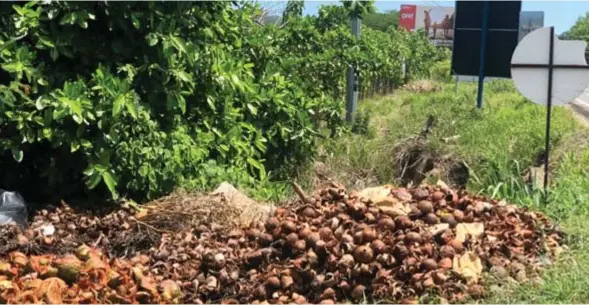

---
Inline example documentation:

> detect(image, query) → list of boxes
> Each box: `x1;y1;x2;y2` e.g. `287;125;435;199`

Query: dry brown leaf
427;223;449;236
357;186;392;203
455;223;485;243
452;252;483;285
377;197;412;217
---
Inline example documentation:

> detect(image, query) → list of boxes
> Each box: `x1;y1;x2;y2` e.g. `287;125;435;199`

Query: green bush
0;1;443;202
431;60;452;83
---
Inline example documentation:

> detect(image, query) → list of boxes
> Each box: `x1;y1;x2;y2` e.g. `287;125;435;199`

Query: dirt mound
0;184;564;304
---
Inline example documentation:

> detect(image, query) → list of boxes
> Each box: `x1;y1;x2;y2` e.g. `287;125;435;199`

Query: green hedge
0;1;444;202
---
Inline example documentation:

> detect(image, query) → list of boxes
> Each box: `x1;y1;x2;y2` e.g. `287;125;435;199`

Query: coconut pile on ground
0;182;564;304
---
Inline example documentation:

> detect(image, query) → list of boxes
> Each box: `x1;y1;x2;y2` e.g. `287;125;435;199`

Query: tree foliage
342;0;375;19
282;0;304;23
560;12;589;41
0;1;444;202
363;10;400;32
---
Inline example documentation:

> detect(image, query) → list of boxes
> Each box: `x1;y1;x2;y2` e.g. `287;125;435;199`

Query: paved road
571;92;589;126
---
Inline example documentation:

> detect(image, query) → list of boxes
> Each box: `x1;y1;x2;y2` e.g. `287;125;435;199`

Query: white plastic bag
0;189;28;228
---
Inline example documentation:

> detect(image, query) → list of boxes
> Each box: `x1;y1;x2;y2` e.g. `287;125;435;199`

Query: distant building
518;11;544;42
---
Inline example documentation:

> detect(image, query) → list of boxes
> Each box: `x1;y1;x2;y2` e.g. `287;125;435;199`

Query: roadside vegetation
0;1;442;204
2;0;589;303
313;60;589;302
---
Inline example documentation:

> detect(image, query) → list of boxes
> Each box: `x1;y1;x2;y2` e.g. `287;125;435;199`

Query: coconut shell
393;244;409;260
307;232;321;246
440;245;456;258
286;233;299;246
362;227;377;243
440;215;457;228
395;216;412;230
405;232;422;244
424;213;439;225
265;276;281;289
351;285;366;301
432;191;445;201
453;210;465;222
370;239;386;254
55;255;82;283
421;259;438;271
418;201;434;214
294;240;307;252
281;221;297;233
413;188;430;200
353;246;374;264
447;239;464;252
298;227;312;240
438;257;453;269
301;207;319;218
378;217;395;231
266;217;280;231
319;227;334;241
320;288;336;300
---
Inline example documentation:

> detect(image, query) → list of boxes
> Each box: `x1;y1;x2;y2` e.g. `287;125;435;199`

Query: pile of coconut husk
0;182;275;259
0;182;564;304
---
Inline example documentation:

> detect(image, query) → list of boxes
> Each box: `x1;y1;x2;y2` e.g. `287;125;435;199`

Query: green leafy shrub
0;1;443;202
350;110;374;137
431;60;452;83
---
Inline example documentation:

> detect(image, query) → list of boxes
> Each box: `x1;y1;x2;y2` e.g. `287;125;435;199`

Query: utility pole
346;16;361;122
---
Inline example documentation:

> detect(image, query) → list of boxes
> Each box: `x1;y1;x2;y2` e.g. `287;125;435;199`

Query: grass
313;79;589;303
484;149;589;303
318;80;581;192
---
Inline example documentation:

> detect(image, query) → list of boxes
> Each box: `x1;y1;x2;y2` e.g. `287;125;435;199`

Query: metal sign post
511;26;589;196
476;0;489;109
543;27;555;191
346;16;361;122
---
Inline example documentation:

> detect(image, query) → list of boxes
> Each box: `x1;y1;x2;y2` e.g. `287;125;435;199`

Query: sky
291;1;589;34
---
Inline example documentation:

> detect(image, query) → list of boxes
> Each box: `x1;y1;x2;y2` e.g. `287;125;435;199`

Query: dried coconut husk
0;182;566;304
140;183;275;232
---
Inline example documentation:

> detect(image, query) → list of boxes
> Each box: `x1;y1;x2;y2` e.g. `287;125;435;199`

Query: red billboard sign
398;4;417;30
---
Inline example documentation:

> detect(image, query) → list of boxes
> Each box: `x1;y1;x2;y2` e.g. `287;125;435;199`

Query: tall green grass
321;80;581;193
484;149;589;303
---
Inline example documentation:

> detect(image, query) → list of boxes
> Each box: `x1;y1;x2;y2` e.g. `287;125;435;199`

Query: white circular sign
511;27;589;106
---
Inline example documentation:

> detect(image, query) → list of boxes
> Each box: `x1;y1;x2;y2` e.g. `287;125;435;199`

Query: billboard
398;4;544;44
399;4;455;41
